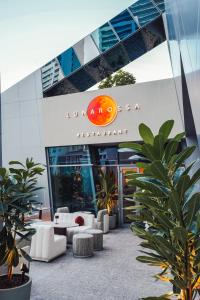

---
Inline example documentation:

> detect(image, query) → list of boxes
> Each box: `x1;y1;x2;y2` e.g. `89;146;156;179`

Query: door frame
118;166;140;226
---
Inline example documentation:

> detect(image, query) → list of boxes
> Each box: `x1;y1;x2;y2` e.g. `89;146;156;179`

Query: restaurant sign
65;95;140;138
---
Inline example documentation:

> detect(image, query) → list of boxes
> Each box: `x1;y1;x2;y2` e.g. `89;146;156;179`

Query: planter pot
109;215;117;229
0;275;32;300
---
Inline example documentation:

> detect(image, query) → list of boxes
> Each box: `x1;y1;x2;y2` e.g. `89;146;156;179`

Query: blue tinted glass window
129;0;160;27
153;0;165;12
48;145;91;165
91;22;118;52
57;48;81;77
110;9;138;40
50;166;96;213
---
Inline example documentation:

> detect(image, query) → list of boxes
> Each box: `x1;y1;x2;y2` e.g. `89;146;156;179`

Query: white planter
109;215;117;229
0;275;32;300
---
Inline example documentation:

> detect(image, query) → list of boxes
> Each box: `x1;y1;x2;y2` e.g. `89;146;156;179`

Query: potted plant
121;120;200;300
96;169;117;229
0;158;44;300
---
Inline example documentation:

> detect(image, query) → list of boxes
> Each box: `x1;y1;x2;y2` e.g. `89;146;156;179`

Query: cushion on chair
75;216;84;226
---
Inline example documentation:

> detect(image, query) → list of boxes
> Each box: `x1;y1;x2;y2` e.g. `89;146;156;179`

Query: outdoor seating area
27;208;108;262
30;227;168;300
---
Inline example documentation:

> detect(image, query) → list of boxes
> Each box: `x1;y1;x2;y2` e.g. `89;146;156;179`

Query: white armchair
54;212;95;243
30;224;66;262
94;209;109;233
56;206;69;213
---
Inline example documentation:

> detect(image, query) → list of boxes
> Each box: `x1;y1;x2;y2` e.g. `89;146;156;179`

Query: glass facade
47;144;140;214
110;9;138;40
57;48;81;77
42;0;165;97
129;0;160;27
165;0;200;149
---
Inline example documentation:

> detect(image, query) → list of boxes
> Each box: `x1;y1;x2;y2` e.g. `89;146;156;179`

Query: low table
36;221;79;236
73;233;94;258
85;229;103;251
53;223;79;236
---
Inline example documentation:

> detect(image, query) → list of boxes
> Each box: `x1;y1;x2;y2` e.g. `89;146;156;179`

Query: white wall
1;76;184;209
43;78;184;147
1;70;49;206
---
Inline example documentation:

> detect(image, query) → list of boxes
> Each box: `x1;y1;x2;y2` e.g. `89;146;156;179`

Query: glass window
153;0;165;12
67;68;97;91
91;22;119;52
123;31;146;61
73;35;100;65
57;47;81;77
48;145;91;166
129;0;160;27
103;44;130;72
50;166;96;213
90;146;118;165
84;56;112;83
110;9;139;40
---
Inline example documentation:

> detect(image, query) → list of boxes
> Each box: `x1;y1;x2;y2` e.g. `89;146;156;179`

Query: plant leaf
139;123;154;145
159;120;174;141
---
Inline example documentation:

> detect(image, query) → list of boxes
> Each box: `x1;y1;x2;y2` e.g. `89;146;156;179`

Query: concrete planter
0;275;32;300
109;215;117;229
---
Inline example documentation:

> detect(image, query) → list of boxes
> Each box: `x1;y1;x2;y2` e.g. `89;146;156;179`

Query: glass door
118;167;140;225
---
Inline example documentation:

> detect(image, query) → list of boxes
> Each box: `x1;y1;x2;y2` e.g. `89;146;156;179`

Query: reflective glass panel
57;47;81;77
103;44;130;72
90;146;118;165
67;68;97;91
50;166;96;213
123;31;147;61
84;56;112;82
110;9;138;40
129;0;160;26
48;145;91;166
91;22;118;52
73;35;100;65
153;0;165;12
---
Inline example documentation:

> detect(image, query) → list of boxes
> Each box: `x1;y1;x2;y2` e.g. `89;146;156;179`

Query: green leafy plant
96;169;117;215
98;70;136;89
121;120;200;300
0;158;44;283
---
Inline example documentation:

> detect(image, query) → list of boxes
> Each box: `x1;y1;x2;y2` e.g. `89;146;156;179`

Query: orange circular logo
87;95;118;126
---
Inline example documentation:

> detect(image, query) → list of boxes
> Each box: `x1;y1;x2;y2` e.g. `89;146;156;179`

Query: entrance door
118;167;140;225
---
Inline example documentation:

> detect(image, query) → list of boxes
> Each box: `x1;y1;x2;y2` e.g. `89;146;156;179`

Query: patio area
30;226;169;300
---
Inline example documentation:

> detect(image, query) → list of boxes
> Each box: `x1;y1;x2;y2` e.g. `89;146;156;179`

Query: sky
0;0;172;92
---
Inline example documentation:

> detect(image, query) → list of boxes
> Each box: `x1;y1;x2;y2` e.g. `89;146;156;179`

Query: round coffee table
85;229;103;251
73;233;94;258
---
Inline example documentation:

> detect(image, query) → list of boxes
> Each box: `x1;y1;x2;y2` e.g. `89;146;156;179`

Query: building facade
165;0;200;151
4;0;197;221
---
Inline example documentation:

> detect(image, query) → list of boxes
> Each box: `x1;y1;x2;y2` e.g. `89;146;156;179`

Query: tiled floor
30;226;169;300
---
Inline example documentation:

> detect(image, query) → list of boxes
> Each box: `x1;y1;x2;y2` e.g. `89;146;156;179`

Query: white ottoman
73;233;94;258
85;229;103;251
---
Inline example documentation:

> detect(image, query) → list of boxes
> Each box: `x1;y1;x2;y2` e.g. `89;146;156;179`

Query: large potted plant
96;169;117;229
121;120;200;300
0;158;44;300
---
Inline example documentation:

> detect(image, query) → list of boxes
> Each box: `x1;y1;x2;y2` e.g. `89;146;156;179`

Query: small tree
0;158;44;284
98;70;136;89
121;120;200;300
96;169;117;215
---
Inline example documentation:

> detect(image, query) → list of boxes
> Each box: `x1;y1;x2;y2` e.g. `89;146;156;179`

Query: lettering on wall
64;95;141;138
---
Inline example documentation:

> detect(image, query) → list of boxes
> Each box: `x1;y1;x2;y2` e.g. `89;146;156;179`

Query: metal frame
118;166;140;226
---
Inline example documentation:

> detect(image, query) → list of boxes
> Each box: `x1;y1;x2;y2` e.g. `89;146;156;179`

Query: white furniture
85;229;103;251
56;206;69;213
94;209;109;233
73;233;94;258
54;212;95;243
30;224;66;262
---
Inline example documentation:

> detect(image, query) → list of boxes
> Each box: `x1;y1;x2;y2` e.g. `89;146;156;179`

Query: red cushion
75;216;84;226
